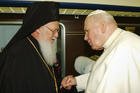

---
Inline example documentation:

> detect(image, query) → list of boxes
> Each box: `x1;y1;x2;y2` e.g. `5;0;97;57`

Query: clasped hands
61;75;77;90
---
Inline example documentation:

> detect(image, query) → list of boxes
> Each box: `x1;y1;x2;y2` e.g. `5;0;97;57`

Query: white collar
103;28;123;49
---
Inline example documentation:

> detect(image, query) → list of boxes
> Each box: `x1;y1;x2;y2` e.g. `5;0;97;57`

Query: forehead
84;16;93;29
44;21;59;28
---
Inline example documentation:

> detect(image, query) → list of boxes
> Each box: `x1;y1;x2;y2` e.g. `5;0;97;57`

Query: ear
31;28;41;40
36;28;42;34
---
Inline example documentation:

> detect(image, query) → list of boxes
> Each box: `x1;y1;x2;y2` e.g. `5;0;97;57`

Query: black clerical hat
5;1;59;49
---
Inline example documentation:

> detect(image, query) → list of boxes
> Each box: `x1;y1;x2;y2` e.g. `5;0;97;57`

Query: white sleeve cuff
75;73;90;92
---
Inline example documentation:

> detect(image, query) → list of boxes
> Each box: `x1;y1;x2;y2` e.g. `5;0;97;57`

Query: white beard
38;35;56;66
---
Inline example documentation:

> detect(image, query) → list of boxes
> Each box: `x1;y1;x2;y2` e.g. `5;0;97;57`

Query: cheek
94;37;103;49
89;34;100;47
90;38;96;46
88;33;95;43
46;32;53;39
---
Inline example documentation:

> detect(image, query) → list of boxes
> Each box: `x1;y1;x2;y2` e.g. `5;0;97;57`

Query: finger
65;86;72;90
66;78;71;83
61;77;68;84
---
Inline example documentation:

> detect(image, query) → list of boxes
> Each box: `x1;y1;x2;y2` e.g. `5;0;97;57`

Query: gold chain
26;37;58;93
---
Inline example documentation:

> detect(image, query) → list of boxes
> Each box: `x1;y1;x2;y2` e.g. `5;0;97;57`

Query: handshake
61;56;94;90
61;75;77;90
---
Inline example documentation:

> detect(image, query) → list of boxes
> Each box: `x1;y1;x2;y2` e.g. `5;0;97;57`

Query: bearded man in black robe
0;2;60;93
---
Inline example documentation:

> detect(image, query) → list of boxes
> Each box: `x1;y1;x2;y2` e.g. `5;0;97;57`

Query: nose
84;33;88;41
54;32;59;38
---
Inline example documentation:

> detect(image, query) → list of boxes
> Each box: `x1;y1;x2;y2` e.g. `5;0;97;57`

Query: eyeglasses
46;26;60;34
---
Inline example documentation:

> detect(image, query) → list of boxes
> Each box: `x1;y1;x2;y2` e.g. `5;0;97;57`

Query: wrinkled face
40;21;59;44
38;21;59;66
84;17;104;50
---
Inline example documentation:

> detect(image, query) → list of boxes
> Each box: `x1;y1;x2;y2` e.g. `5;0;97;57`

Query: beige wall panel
35;0;140;7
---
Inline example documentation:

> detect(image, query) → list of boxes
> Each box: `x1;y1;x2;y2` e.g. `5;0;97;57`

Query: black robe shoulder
0;36;56;93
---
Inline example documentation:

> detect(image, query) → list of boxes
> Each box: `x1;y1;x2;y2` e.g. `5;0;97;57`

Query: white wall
30;0;140;7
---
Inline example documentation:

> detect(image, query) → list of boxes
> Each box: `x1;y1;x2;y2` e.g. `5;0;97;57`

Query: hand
61;75;77;90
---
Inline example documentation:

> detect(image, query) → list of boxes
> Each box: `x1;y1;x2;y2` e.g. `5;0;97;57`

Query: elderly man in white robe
61;9;140;93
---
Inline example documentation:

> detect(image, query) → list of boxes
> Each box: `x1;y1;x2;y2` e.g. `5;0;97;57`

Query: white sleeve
75;73;90;92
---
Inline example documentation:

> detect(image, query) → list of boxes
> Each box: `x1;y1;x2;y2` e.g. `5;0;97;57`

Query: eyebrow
84;30;88;32
47;26;59;32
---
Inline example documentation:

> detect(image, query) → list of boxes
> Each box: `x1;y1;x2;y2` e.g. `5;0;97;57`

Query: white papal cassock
76;28;140;93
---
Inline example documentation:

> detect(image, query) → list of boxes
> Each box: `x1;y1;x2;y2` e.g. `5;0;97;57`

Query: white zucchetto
88;9;106;17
